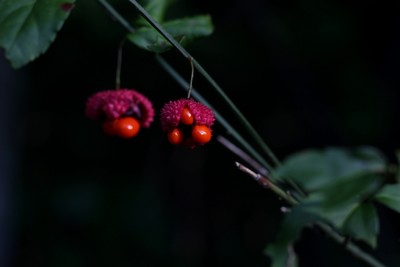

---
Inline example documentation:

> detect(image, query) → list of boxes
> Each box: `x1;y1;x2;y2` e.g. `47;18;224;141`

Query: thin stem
217;135;268;176
97;0;135;32
316;223;386;267
235;161;295;203
187;57;194;98
115;37;126;89
127;0;281;168
217;115;304;197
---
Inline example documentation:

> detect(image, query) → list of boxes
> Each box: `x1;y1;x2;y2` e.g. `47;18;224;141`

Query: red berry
168;128;183;144
191;125;212;144
113;117;140;139
180;107;194;125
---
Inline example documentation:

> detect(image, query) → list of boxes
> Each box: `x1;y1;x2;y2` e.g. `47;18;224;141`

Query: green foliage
128;15;213;53
127;0;213;53
2;1;399;267
275;146;386;192
134;0;170;26
266;146;392;267
264;208;318;267
0;0;213;67
374;184;400;213
341;202;379;248
0;0;76;69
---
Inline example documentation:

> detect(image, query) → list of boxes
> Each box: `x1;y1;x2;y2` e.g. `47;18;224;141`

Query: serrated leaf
341;202;379;248
0;0;75;69
275;146;386;192
374;184;400;213
264;208;318;267
135;0;169;26
127;15;213;53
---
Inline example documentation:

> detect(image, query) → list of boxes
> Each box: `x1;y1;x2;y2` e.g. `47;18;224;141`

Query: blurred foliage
0;0;76;68
1;0;400;267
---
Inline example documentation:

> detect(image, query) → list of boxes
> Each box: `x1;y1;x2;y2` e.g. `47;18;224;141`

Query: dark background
1;0;400;266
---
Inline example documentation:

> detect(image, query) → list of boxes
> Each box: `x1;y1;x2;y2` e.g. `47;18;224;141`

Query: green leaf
341;202;379;248
315;174;382;209
273;147;385;248
374;184;400;213
0;0;76;68
301;193;360;227
127;15;213;53
264;208;318;267
296;200;379;248
297;176;381;248
275;146;386;192
274;149;330;191
135;0;170;25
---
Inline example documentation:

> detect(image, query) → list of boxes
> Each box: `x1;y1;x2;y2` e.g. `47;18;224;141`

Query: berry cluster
85;89;155;139
160;98;215;148
85;90;215;148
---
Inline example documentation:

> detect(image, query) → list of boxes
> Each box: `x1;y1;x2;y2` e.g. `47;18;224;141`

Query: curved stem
187;57;194;98
115;37;126;89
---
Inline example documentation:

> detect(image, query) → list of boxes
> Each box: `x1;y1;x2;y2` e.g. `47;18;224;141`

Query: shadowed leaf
275;146;386;192
341;202;379;248
127;15;213;53
374;184;400;213
0;0;76;68
135;0;170;26
265;208;318;267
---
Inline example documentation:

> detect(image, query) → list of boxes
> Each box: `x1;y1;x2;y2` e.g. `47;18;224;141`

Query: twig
217;135;268;176
235;161;297;205
315;222;386;267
